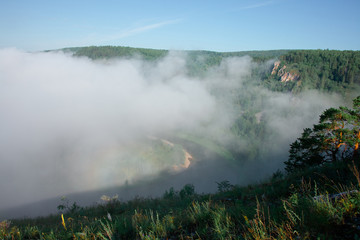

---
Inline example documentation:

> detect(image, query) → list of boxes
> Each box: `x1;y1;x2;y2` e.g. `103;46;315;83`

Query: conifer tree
285;96;360;173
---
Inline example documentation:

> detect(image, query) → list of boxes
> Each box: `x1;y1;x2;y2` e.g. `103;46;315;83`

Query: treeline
264;50;360;93
282;50;360;84
66;47;360;94
61;46;288;76
63;46;288;62
63;46;168;61
186;49;288;76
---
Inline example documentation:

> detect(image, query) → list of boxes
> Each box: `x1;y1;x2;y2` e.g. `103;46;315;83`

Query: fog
0;48;346;214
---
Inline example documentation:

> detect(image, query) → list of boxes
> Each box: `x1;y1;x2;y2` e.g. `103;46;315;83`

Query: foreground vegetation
1;96;359;239
1;160;360;239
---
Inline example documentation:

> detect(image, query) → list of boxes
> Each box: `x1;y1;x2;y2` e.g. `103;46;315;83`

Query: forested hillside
61;46;288;76
63;46;288;62
63;46;360;95
264;50;360;94
64;46;168;61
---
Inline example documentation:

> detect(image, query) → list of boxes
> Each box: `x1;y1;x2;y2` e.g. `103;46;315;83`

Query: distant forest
57;46;360;162
62;46;360;95
264;50;360;94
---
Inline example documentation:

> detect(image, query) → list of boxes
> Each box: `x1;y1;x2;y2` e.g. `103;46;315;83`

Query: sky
0;0;359;52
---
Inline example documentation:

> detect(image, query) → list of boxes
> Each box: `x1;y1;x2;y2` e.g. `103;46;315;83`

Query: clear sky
0;0;359;52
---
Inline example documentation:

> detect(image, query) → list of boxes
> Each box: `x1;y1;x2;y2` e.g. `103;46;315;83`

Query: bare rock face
280;71;299;82
271;61;299;82
271;61;281;75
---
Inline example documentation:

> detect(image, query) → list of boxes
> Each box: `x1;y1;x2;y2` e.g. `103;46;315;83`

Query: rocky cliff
271;61;300;82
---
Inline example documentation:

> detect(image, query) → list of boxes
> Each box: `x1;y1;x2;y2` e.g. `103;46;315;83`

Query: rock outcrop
271;61;281;75
271;61;299;82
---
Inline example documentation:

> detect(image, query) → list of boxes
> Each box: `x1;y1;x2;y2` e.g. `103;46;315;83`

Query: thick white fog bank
0;48;346;210
0;49;218;208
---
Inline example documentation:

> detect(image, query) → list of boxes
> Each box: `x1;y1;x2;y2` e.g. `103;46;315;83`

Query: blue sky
0;0;359;52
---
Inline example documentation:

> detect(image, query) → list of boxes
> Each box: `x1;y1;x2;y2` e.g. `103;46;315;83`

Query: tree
180;184;195;199
285;96;360;173
163;187;176;199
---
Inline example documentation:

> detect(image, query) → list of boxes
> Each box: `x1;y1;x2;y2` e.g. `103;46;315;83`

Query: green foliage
61;46;288;78
132;210;175;239
242;200;298;240
285;96;360;173
4;161;360;239
187;201;235;239
57;196;82;214
180;184;195;199
265;50;360;94
66;45;168;61
63;46;360;96
217;180;235;193
175;132;236;161
97;219;114;240
163;187;176;199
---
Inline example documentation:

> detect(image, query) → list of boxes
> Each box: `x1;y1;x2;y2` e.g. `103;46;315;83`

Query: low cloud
0;48;345;212
0;49;215;208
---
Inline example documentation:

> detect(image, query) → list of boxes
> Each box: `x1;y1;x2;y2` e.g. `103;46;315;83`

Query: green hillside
62;46;288;61
264;50;360;94
62;46;168;61
61;46;288;77
62;46;360;95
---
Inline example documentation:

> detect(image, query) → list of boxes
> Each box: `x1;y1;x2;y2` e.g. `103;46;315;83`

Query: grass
2;161;360;239
175;132;235;162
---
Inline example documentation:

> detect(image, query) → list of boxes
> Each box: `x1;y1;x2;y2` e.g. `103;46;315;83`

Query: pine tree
285;96;360;173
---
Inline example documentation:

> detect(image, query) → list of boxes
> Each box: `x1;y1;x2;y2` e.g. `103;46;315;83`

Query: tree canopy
285;96;360;173
264;50;360;94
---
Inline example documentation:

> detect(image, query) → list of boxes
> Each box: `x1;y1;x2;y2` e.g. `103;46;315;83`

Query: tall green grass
2;161;360;239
